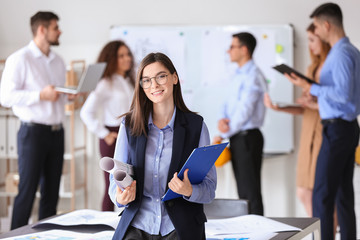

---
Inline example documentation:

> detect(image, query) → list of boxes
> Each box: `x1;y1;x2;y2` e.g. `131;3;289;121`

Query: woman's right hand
116;180;137;205
263;93;279;110
104;132;118;145
296;91;318;110
212;136;223;145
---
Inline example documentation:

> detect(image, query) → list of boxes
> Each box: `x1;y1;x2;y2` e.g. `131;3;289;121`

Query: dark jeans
313;119;359;240
11;123;64;229
99;125;119;211
230;128;264;215
124;226;178;240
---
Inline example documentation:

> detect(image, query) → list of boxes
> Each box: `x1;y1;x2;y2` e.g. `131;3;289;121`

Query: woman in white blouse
80;40;135;211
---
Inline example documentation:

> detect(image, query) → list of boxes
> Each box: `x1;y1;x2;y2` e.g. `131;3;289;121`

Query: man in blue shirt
214;32;267;215
287;3;360;239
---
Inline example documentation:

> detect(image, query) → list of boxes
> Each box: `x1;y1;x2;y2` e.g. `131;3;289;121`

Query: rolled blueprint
99;156;114;172
99;157;134;189
113;169;133;189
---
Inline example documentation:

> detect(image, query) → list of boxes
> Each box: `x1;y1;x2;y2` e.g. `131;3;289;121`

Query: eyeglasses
229;44;243;50
140;73;169;89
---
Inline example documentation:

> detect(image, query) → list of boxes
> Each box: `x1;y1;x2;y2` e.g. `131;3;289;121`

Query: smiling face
307;31;323;56
141;62;178;106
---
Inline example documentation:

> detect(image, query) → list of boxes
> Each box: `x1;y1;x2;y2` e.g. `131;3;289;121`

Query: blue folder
162;142;229;201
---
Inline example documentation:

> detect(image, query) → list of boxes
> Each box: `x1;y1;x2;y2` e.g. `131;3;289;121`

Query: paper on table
2;230;115;240
206;231;277;240
1;229;93;240
32;209;120;230
205;214;301;236
78;230;115;240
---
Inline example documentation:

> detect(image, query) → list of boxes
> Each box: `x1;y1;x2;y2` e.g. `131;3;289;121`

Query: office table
271;217;321;240
0;216;320;240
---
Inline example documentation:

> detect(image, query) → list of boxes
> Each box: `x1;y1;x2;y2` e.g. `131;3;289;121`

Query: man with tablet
286;3;360;239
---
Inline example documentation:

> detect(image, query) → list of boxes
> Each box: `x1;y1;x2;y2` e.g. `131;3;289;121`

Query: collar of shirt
148;107;176;131
28;40;56;62
111;73;129;82
236;59;254;75
331;37;349;52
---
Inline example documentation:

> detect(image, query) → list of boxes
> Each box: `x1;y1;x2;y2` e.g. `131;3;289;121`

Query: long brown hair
97;40;135;87
307;23;331;80
122;52;193;136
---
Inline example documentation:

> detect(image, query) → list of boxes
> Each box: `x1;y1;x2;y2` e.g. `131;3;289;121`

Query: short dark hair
232;32;257;57
30;11;59;36
310;2;343;28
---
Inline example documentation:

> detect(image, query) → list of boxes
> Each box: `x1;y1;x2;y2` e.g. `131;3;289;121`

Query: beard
46;34;60;46
48;39;60;46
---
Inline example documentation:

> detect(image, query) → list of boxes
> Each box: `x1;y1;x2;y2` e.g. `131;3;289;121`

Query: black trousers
11;123;64;230
124;226;178;240
313;119;359;240
229;129;264;215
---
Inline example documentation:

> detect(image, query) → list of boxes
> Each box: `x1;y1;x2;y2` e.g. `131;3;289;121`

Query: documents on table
205;214;301;237
207;232;277;240
1;230;114;240
5;213;301;240
32;209;120;230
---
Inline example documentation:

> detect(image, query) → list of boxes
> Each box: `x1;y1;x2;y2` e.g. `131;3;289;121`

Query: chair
204;198;249;219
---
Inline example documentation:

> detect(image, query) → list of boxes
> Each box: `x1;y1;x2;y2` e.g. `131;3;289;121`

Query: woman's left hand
168;169;192;197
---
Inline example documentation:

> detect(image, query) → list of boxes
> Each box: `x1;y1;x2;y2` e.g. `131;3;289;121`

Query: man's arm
310;52;354;104
0;56;40;107
0;56;60;107
221;76;263;138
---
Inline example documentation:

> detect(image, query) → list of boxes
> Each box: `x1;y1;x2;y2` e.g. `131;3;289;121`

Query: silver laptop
55;62;107;94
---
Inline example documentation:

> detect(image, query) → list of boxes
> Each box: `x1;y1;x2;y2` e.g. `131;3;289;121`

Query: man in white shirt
0;11;71;229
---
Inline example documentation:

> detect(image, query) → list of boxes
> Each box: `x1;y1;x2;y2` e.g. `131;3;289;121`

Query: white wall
1;0;360;221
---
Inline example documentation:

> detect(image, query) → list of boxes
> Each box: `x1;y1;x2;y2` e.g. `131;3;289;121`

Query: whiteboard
110;25;294;153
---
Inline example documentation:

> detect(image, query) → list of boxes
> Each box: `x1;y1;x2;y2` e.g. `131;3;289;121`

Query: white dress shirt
80;74;134;138
0;41;67;125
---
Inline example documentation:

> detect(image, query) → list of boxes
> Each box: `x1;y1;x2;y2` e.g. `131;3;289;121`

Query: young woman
109;52;216;240
80;40;135;211
264;23;330;216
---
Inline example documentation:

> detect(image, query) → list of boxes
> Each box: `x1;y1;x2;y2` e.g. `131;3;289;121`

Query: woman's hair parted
306;23;331;79
121;52;193;136
97;40;135;87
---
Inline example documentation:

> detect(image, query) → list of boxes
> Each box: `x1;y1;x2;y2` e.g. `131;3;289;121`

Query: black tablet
273;64;317;85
